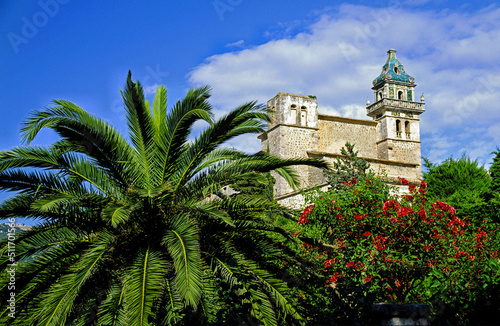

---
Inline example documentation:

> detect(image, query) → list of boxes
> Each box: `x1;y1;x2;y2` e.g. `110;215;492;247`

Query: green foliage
0;73;328;325
324;142;372;191
292;176;500;324
229;171;275;202
490;148;500;193
423;155;491;213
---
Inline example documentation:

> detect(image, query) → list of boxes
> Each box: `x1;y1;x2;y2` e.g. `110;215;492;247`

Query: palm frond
20;100;134;187
157;85;213;183
152;85;167;135
0;77;326;325
185;199;235;227
123;247;170;326
171;101;266;190
101;201;138;228
32;231;112;325
162;215;203;308
161;277;184;325
121;72;156;190
97;279;127;326
0;146;65;171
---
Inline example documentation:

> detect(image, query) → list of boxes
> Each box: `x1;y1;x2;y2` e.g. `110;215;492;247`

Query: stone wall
376;139;422;177
262;92;423;210
275;183;330;209
317;115;378;159
275;178;415;209
266;125;319;197
309;152;421;184
267;92;318;129
370;160;421;183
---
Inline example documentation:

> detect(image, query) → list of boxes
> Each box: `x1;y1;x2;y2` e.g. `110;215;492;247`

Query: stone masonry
259;49;425;208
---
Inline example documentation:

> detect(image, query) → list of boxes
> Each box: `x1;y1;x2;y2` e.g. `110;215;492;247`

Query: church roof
372;49;415;87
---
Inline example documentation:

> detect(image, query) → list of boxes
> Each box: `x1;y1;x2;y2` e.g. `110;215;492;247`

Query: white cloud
488;124;500;147
221;133;263;154
189;4;500;163
459;140;493;166
143;84;161;96
226;40;245;48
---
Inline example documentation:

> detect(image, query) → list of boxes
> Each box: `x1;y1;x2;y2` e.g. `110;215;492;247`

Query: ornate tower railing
367;98;425;116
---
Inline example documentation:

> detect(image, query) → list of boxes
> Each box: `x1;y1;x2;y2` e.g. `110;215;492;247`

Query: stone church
259;49;425;208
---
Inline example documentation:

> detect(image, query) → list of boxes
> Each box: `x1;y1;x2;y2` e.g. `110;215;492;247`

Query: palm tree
0;73;327;325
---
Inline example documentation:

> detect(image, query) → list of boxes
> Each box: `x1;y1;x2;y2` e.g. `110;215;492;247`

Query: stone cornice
376;138;421;145
371;81;417;90
262;123;319;135
318;114;378;126
274;183;329;201
274;176;421;201
271;92;318;101
307;151;419;167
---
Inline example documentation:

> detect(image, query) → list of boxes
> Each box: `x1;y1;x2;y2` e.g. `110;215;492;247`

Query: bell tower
260;92;319;199
366;49;425;176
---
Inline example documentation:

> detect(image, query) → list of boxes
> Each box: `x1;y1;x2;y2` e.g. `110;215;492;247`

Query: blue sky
1;0;500;224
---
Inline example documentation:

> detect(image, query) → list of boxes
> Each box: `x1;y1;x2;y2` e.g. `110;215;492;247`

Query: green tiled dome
373;49;415;86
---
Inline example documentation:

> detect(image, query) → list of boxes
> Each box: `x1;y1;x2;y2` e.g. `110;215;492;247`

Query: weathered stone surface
261;50;425;208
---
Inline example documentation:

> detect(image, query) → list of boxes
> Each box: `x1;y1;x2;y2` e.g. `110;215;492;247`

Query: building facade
259;49;425;208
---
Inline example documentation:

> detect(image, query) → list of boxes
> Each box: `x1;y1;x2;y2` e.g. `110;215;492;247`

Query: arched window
405;121;411;139
290;105;297;124
377;91;382;101
398;90;404;100
396;120;402;138
300;106;307;126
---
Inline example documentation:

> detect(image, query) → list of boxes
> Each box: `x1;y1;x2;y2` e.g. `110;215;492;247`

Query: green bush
289;176;500;324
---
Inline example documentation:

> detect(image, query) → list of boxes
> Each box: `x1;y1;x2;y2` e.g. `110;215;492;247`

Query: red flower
418;208;427;219
346;261;355;268
354;213;367;221
363;231;371;237
374;236;388;251
327;272;342;284
398;177;410;185
419;180;428;194
364;276;373;283
398;206;414;217
324;258;335;269
455;250;475;261
423;244;433;251
298;204;315;224
337;238;346;249
383;200;400;212
432;201;456;214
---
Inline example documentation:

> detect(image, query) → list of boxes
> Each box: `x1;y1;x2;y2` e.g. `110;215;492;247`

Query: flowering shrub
294;176;500;322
